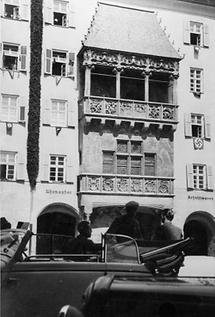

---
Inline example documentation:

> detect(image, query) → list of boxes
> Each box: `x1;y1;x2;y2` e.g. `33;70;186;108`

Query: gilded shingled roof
83;2;181;59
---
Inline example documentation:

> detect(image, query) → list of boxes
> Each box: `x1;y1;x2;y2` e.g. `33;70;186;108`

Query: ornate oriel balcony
79;174;174;196
79;96;178;129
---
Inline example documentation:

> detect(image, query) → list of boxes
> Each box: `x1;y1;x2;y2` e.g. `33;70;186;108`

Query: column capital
113;67;124;74
141;70;152;77
169;72;179;80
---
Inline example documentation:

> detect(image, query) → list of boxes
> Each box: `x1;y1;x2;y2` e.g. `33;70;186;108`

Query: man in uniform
107;201;143;239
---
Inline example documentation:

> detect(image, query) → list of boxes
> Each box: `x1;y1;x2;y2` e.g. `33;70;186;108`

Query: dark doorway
184;220;208;255
37;206;78;254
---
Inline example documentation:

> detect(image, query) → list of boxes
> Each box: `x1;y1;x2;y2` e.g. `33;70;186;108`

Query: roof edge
78;45;183;61
98;1;155;14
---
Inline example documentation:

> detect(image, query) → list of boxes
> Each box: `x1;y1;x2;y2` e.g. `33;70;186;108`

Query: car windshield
103;234;140;264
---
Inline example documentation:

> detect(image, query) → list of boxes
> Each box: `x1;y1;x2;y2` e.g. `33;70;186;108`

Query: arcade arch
36;203;80;253
184;211;215;256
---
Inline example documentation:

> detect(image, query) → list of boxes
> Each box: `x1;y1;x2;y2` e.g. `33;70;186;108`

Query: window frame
191;113;204;138
190;21;203;46
193;164;206;190
1;94;19;122
144;152;156;176
49;154;66;183
0;151;16;181
53;0;68;27
190;68;203;95
50;99;67;127
4;2;20;20
102;140;156;177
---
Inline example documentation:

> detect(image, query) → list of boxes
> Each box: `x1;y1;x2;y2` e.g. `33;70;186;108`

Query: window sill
44;22;76;29
42;124;75;129
0;179;24;183
187;188;213;192
1;120;26;125
41;181;73;185
2;17;29;22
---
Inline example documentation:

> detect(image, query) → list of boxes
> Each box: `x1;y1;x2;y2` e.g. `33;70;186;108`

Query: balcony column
84;65;93;96
113;67;123;99
142;71;151;102
169;74;179;104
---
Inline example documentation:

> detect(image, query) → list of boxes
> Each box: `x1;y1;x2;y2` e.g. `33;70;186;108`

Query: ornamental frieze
81;175;173;195
102;177;114;191
82;49;179;74
85;96;178;122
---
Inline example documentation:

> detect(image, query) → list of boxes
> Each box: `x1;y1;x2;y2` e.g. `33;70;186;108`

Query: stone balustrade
79;174;174;196
80;96;178;124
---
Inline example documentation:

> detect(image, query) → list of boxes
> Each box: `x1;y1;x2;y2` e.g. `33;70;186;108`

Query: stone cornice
82;49;180;75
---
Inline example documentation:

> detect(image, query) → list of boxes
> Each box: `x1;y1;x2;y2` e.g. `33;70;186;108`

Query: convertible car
1;228;215;317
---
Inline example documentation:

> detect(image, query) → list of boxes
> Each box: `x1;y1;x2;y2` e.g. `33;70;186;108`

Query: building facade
77;0;215;251
0;0;80;236
1;0;215;252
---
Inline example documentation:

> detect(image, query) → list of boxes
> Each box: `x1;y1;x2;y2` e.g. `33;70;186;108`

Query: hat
125;201;139;211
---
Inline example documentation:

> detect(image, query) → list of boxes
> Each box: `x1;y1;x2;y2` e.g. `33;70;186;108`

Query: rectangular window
0;151;16;181
1;94;18;122
52;50;67;76
117;140;128;153
131;156;141;175
184;20;209;47
191;114;203;137
190;68;203;94
144;153;156;176
103;140;157;176
193;164;206;190
49;155;65;182
53;0;68;26
3;43;19;70
103;152;114;174
117;155;128;174
51;100;67;126
4;1;20;19
190;21;202;46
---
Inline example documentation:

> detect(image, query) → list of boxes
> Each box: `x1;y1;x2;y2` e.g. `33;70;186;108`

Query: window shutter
44;0;53;24
207;166;213;190
16;152;25;181
201;70;204;94
186;164;194;189
19;46;27;71
66;155;73;183
43;99;51;125
67;100;74;127
67;52;75;77
45;49;52;75
184;21;190;44
42;159;49;182
203;24;209;47
20;0;29;20
0;43;2;68
18;96;26;122
184;113;192;137
1;0;4;18
204;115;211;140
68;2;75;28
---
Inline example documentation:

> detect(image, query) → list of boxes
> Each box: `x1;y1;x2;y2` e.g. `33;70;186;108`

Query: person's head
77;221;92;238
0;217;11;230
125;201;139;218
164;209;174;222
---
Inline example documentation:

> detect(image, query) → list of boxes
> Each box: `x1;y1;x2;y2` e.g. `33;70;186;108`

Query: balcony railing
79;174;174;196
80;96;178;126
